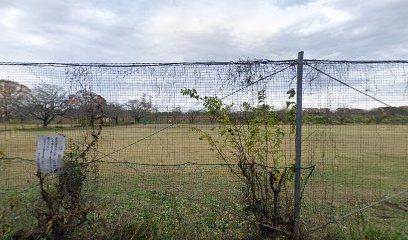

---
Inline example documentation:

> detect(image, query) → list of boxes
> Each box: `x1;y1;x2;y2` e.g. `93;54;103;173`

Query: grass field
1;123;408;238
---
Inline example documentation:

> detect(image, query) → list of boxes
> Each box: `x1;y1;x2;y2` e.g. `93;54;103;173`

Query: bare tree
24;84;67;128
188;110;199;124
0;79;30;121
67;90;106;127
105;102;124;125
126;94;154;123
170;106;182;123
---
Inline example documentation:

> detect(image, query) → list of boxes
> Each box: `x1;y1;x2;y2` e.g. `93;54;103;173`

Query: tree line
303;107;408;124
1;79;407;128
0;80;156;128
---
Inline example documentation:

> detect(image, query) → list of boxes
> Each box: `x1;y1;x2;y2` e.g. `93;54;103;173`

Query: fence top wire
2;59;408;68
305;59;408;64
0;60;295;68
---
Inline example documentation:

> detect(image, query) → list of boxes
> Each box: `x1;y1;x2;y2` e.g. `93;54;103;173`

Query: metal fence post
294;51;304;239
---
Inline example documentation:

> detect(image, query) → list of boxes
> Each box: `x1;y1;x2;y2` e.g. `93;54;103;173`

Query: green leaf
287;88;296;98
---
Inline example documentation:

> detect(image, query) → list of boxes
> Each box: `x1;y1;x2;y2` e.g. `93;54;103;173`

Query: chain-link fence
1;58;407;238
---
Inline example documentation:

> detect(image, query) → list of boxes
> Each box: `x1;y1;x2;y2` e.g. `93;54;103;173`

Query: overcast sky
0;0;407;62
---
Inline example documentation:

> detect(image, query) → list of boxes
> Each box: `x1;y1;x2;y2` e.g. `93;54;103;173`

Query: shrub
30;124;102;239
182;88;310;238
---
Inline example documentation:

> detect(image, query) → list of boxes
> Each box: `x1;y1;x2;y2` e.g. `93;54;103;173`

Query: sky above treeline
0;0;407;62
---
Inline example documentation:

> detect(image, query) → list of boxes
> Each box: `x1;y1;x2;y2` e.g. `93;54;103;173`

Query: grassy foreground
1;123;408;239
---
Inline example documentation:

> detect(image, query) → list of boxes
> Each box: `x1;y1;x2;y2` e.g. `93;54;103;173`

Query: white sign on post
36;135;66;175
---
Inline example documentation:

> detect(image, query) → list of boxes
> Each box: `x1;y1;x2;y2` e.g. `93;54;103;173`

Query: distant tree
0;80;30;121
105;103;124;125
67;90;106;126
188;110;199;124
126;94;154;123
334;108;368;124
24;84;68;128
170;106;182;123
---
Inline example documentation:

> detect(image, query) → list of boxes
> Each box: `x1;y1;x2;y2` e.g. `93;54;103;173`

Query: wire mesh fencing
301;60;408;233
0;59;408;237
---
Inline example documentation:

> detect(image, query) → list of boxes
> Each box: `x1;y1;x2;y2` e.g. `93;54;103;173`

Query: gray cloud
0;0;407;62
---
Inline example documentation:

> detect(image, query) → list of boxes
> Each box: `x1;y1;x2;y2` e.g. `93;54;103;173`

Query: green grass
1;184;247;239
1;123;408;239
321;199;408;240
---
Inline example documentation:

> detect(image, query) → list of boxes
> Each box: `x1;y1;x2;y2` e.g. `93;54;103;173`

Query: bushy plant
182;88;306;238
31;124;102;239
